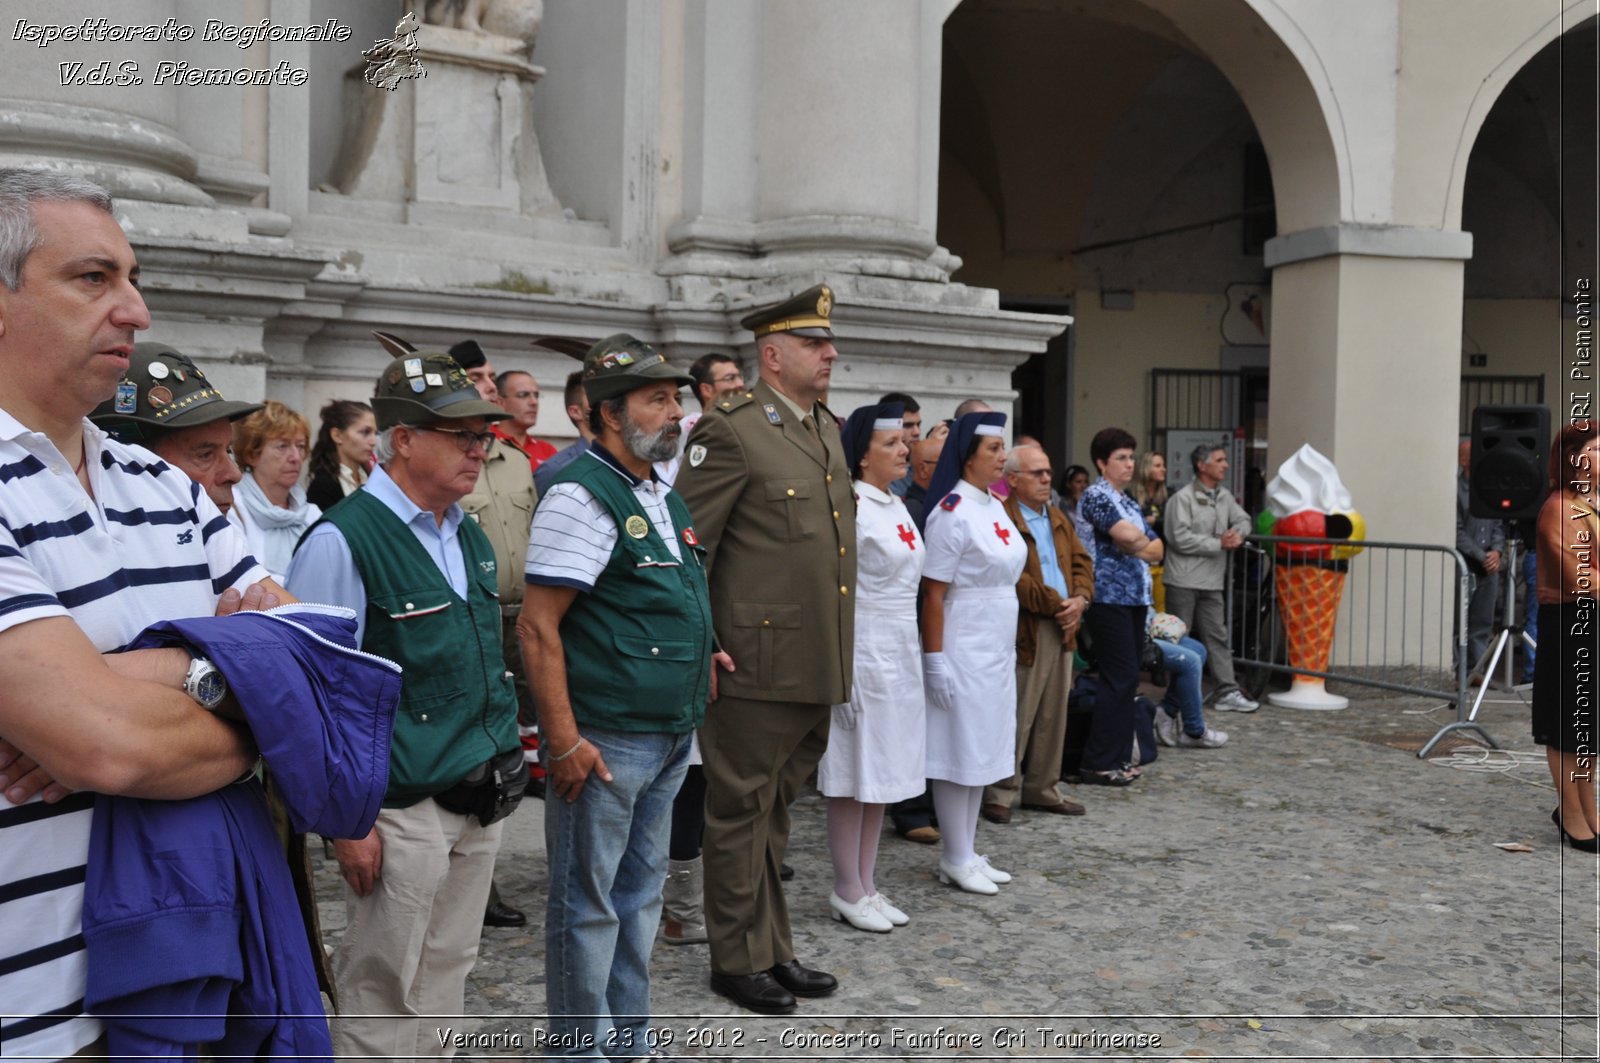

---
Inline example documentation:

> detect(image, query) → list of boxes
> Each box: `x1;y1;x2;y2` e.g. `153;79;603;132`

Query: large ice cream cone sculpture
1269;561;1350;710
1261;444;1362;711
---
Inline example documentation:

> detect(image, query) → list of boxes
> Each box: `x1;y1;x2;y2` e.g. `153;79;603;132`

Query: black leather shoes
709;970;796;1014
767;958;837;997
779;862;795;881
483;901;527;928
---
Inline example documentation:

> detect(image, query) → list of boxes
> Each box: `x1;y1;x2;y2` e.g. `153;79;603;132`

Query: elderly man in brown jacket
982;443;1094;823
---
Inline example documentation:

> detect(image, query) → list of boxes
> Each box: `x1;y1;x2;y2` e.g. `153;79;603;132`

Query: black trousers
1082;602;1147;772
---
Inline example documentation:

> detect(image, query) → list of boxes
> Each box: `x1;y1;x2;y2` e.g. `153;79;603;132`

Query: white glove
923;652;956;713
832;701;858;731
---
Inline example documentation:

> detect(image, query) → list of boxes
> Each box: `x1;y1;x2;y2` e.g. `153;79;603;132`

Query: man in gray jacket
1163;444;1258;711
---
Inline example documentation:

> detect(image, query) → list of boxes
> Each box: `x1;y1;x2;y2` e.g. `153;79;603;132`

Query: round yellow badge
624;515;650;539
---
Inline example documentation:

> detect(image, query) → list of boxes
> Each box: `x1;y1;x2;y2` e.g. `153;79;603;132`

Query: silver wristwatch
183;656;228;712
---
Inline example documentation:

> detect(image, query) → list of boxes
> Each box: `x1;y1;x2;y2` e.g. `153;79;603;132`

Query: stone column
666;0;954;284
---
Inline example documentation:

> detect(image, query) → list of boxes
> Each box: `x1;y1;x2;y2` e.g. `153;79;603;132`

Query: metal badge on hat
114;381;137;414
148;385;174;408
404;358;423;378
148;361;169;380
817;288;833;317
411;378;427;393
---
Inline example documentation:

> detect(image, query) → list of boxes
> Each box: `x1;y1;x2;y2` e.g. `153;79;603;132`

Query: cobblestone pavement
316;686;1600;1060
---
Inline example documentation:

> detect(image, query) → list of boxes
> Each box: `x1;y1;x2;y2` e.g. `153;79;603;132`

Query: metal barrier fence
1223;534;1496;756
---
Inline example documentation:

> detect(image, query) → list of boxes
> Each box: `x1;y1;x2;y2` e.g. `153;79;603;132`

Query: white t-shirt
0;413;264;1060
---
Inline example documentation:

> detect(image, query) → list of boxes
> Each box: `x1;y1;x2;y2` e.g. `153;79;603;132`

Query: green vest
552;453;713;733
321;490;519;807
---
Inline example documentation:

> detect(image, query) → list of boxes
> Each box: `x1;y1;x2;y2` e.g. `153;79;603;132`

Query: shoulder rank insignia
763;403;782;425
939;493;962;512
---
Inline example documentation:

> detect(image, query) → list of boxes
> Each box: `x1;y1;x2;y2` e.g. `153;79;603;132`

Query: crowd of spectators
21;166;1553;1063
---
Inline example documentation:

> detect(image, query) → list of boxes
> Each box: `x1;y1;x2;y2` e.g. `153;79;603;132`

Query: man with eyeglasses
90;343;262;516
285;347;526;1061
981;443;1093;825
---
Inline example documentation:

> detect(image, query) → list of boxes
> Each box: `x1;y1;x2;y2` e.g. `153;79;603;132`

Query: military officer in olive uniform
673;283;857;1015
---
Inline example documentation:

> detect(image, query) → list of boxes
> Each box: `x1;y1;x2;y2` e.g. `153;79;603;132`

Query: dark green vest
321;489;519;807
552;453;713;732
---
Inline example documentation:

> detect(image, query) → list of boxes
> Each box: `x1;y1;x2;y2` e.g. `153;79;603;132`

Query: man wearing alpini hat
285;346;526;1061
673;284;857;1015
520;333;726;1057
90;342;262;516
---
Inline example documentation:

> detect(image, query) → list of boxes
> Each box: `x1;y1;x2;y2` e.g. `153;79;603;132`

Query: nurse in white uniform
818;401;925;933
920;411;1026;895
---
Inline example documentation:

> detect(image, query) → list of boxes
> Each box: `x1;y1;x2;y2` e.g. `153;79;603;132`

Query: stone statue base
329;24;559;218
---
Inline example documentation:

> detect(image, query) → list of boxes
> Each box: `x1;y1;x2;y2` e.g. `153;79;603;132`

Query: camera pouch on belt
433;746;528;827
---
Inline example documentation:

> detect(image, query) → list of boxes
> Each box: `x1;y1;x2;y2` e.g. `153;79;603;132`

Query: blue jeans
1156;636;1208;737
544;726;692;1059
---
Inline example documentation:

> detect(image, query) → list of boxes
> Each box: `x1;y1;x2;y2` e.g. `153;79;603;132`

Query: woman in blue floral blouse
1077;427;1164;785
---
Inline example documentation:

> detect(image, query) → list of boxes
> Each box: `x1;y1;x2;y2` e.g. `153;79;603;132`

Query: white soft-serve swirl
1265;444;1353;516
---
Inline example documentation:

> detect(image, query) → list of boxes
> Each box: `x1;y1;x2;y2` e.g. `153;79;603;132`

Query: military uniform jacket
674;378;856;704
461;437;538;608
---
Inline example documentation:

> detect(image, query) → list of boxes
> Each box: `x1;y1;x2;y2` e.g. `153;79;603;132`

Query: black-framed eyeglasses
411;425;496;453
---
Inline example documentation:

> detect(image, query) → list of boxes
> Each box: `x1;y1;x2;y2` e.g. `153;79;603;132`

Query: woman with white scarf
230;400;321;581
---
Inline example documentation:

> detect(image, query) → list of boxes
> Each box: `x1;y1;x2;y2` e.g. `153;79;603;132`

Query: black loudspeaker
1469;405;1550;520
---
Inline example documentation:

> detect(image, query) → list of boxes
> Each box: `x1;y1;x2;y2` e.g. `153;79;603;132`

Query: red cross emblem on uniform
896;523;917;550
994;521;1011;544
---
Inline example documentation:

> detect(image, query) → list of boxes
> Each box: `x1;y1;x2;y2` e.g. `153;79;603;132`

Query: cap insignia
148;385;174;408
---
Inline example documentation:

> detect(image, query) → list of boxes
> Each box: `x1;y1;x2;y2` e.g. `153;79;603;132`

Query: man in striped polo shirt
0;169;290;1060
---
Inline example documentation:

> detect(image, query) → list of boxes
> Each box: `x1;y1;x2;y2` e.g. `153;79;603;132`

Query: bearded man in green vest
520;334;726;1060
285;348;523;1061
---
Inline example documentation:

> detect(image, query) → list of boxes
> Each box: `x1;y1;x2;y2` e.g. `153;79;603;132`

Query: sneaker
1154;709;1180;748
1177;726;1229;748
1213;689;1260;712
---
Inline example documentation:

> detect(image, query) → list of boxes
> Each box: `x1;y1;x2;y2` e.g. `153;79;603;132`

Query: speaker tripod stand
1466;533;1535;715
1422;531;1525;757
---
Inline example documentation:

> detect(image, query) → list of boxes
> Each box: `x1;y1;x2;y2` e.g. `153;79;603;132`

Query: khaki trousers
699;696;830;976
330;801;502;1060
984;617;1073;809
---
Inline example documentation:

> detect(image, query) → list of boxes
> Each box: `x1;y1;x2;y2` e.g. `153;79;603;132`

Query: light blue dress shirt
285;464;468;645
1017;500;1069;599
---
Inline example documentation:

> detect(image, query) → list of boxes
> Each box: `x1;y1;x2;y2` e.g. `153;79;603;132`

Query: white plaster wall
305;0;398;191
536;0;629;228
1067;291;1228;463
1261;0;1398;224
